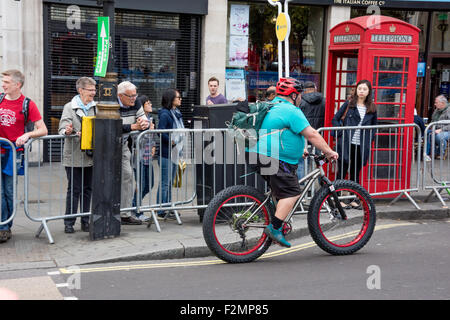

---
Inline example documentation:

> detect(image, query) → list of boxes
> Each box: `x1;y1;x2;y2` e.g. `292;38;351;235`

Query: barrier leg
35;223;44;238
432;188;448;208
389;191;421;210
173;210;182;225
147;210;161;233
35;219;54;244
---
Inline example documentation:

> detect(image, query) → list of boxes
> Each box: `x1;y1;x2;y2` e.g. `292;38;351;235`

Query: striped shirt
351;104;367;145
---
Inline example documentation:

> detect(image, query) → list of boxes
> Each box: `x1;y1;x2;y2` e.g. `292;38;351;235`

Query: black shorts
246;152;301;200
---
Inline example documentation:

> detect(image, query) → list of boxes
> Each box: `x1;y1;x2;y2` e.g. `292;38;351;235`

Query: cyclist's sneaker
264;224;291;248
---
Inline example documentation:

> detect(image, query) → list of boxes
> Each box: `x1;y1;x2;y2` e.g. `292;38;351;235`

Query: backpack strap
22;97;30;125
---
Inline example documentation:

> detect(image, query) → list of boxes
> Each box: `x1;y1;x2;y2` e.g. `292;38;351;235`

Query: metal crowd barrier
423;120;450;208
132;128;268;231
0;138;18;230
23;135;92;244
16;123;450;244
317;123;422;209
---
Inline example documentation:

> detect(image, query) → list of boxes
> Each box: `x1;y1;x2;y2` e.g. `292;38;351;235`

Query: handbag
173;159;187;188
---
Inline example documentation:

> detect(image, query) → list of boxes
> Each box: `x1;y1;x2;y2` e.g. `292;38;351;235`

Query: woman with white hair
58;77;97;233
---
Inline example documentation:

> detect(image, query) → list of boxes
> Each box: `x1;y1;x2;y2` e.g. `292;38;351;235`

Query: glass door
365;53;415;195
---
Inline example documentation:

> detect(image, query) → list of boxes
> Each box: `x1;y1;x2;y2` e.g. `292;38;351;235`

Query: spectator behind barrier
332;79;378;208
58;77;97;234
0;69;48;243
131;95;156;222
425;95;450;160
206;77;228;105
157;89;184;219
118;81;149;225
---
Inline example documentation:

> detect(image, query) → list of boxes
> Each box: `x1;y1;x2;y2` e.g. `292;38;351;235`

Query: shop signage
275;13;290;41
330;0;450;9
334;34;361;43
371;34;412;44
94;17;110;77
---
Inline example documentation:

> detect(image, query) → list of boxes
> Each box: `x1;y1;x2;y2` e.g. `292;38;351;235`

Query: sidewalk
1;192;449;272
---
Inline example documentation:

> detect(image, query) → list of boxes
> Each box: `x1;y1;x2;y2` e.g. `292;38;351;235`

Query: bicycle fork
320;176;348;221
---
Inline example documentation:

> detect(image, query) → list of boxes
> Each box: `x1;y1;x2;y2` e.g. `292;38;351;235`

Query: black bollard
89;73;122;240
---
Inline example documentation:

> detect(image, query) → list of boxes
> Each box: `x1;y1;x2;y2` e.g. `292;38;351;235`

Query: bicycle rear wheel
202;185;274;263
308;180;376;255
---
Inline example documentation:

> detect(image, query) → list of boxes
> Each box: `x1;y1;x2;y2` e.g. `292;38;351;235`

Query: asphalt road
1;219;449;301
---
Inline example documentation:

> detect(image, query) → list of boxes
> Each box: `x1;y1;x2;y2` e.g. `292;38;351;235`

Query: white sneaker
138;215;150;222
425;155;431;161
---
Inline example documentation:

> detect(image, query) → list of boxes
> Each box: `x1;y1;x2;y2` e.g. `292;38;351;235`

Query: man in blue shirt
249;78;338;248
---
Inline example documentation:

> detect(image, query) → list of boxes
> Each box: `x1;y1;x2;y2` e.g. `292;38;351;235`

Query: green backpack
227;100;284;149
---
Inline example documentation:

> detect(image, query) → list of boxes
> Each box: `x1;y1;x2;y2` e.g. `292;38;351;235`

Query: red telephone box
325;15;420;195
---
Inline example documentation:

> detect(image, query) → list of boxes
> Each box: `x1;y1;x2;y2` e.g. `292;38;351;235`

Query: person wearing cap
247;78;338;248
300;81;325;130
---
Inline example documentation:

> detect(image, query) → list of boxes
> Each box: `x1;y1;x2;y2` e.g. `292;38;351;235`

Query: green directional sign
94;17;110;77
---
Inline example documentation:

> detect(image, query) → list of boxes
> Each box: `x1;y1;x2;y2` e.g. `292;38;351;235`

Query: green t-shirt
248;96;310;164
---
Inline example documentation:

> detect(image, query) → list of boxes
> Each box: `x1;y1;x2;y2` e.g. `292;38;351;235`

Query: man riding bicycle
248;78;338;248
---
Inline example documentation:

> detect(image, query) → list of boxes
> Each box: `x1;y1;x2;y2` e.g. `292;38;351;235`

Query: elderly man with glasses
117;81;149;225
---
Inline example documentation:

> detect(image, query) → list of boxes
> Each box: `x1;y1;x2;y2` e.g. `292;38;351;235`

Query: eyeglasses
175;96;182;100
122;93;138;99
82;88;96;92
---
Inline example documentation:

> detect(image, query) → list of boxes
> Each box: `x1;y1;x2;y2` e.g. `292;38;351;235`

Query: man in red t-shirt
0;69;47;243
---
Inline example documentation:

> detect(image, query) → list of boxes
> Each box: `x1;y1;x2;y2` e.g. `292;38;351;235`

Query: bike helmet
276;78;303;96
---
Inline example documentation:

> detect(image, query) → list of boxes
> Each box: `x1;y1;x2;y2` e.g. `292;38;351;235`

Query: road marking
59;222;414;274
59;259;226;274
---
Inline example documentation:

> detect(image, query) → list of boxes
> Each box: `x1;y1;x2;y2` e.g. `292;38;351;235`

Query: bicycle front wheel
308;179;376;255
202;185;274;263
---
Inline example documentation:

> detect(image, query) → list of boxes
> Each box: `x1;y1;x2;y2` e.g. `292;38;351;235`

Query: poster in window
229;4;249;36
229;35;248;67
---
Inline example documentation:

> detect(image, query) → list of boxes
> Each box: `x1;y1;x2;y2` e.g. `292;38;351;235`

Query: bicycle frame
242;156;347;229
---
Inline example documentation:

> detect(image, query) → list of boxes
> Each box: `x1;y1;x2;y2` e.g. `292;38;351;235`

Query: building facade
1;0;449;160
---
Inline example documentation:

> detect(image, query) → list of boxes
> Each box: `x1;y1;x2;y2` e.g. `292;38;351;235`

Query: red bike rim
318;188;370;247
213;194;269;256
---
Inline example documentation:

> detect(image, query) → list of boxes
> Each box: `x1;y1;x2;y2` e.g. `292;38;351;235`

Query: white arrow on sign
97;22;107;73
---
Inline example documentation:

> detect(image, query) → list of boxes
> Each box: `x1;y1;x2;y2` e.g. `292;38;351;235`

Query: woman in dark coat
156;89;184;217
332;79;377;189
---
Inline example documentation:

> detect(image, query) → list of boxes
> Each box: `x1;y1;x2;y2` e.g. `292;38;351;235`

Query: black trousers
336;144;363;185
65;166;93;226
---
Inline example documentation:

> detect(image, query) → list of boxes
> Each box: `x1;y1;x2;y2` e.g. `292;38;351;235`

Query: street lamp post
90;0;122;240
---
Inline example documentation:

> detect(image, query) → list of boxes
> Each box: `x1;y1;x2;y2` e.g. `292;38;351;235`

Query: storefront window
430;11;450;52
226;2;325;102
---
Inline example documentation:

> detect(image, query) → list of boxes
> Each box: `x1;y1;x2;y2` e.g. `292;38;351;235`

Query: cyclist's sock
272;216;283;230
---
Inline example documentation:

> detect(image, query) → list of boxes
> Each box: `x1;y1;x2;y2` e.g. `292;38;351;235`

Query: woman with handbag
157;89;184;218
58;77;97;233
332;80;377;207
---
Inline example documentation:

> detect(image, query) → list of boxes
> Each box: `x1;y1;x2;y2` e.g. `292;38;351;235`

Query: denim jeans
1;154;14;231
132;163;155;216
156;157;176;214
426;130;450;156
296;157;305;181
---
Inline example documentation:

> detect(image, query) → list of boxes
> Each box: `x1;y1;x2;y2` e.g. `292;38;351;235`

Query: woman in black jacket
332;80;377;191
156;89;184;217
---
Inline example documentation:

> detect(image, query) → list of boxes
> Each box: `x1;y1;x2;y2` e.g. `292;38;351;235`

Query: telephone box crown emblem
390;24;396;33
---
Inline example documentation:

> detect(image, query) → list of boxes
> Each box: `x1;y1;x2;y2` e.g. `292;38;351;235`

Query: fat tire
307;179;376;255
202;185;275;263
